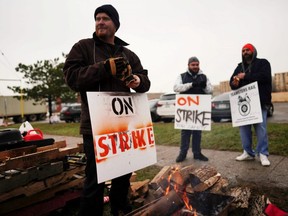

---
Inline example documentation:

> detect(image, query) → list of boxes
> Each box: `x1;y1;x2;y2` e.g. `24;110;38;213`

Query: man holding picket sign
173;56;213;163
229;43;272;167
63;4;151;216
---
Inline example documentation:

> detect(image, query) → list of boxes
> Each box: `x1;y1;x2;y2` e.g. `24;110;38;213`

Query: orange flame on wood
164;167;197;215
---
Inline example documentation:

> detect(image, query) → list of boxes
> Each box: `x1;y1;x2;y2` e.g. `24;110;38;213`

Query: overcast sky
1;0;288;94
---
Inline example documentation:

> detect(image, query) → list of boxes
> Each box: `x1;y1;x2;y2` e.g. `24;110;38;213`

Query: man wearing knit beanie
63;4;150;216
94;4;120;31
229;43;272;167
188;56;199;64
173;56;213;163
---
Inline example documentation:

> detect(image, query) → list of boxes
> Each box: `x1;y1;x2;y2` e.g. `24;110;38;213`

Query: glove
123;67;135;86
192;80;206;88
199;80;207;88
104;57;132;81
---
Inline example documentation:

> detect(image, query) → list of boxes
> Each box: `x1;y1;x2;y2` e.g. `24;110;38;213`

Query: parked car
149;99;161;122
60;103;81;123
211;92;232;122
211;92;274;122
156;93;176;123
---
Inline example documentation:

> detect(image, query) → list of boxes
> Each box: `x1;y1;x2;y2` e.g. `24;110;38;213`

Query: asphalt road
267;102;288;123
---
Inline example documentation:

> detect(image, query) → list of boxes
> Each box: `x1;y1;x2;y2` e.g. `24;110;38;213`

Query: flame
165;174;172;195
183;191;192;211
164;167;197;215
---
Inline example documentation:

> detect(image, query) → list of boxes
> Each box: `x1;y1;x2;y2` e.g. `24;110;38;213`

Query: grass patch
3;121;288;156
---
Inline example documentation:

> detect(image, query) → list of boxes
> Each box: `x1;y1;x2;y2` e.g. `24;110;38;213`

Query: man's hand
232;76;240;87
104;57;131;80
126;75;140;88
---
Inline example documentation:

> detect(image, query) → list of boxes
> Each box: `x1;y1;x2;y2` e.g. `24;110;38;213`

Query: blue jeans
180;129;202;156
239;109;269;157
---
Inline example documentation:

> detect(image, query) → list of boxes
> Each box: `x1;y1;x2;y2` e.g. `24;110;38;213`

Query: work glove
199;80;207;88
192;77;206;89
192;81;200;88
104;57;133;83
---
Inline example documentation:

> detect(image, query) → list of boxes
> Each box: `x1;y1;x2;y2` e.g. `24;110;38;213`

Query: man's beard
243;53;253;62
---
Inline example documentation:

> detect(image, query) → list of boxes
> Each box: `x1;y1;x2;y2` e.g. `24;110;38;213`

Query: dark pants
78;134;132;216
179;129;202;156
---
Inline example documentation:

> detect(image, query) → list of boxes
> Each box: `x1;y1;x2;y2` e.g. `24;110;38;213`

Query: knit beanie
188;56;199;64
242;43;254;53
94;4;120;31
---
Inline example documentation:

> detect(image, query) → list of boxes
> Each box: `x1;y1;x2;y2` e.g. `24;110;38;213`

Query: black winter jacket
229;53;272;108
180;72;207;95
63;33;150;134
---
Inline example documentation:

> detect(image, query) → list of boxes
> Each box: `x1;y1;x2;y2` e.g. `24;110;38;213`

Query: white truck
0;96;47;123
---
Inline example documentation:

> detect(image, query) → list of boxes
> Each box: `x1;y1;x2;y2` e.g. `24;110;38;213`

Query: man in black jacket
229;43;272;167
173;56;213;162
63;4;150;216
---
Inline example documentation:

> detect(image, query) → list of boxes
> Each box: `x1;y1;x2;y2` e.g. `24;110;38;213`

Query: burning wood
129;165;248;216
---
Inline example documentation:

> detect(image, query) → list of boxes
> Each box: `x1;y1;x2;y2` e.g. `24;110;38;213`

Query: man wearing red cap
63;4;150;216
229;43;272;167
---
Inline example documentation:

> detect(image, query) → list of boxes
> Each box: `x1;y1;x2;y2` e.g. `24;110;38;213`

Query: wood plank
4;190;82;216
36;140;67;152
0;178;84;215
0;165;85;202
0;146;82;172
0;146;37;162
0;140;67;163
0;148;60;172
0;161;64;194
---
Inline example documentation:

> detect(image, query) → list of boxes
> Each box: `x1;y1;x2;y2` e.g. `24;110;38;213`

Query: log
130;179;150;199
149;166;171;190
137;190;184;216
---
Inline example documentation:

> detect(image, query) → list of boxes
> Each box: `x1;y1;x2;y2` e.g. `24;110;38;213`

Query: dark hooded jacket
229;45;272;108
63;33;150;134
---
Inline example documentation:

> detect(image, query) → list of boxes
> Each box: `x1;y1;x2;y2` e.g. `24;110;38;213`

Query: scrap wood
130;179;150;199
0;178;83;215
0;161;64;194
189;172;222;193
3;189;82;216
0;145;37;162
36;140;67;152
0;145;82;172
209;177;229;194
149;165;171;190
0;165;85;202
0;141;67;163
190;165;218;182
0;148;59;172
179;164;196;180
228;186;251;209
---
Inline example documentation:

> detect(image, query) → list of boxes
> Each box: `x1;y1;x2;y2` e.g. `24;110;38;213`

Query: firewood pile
128;164;268;216
0;140;85;216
